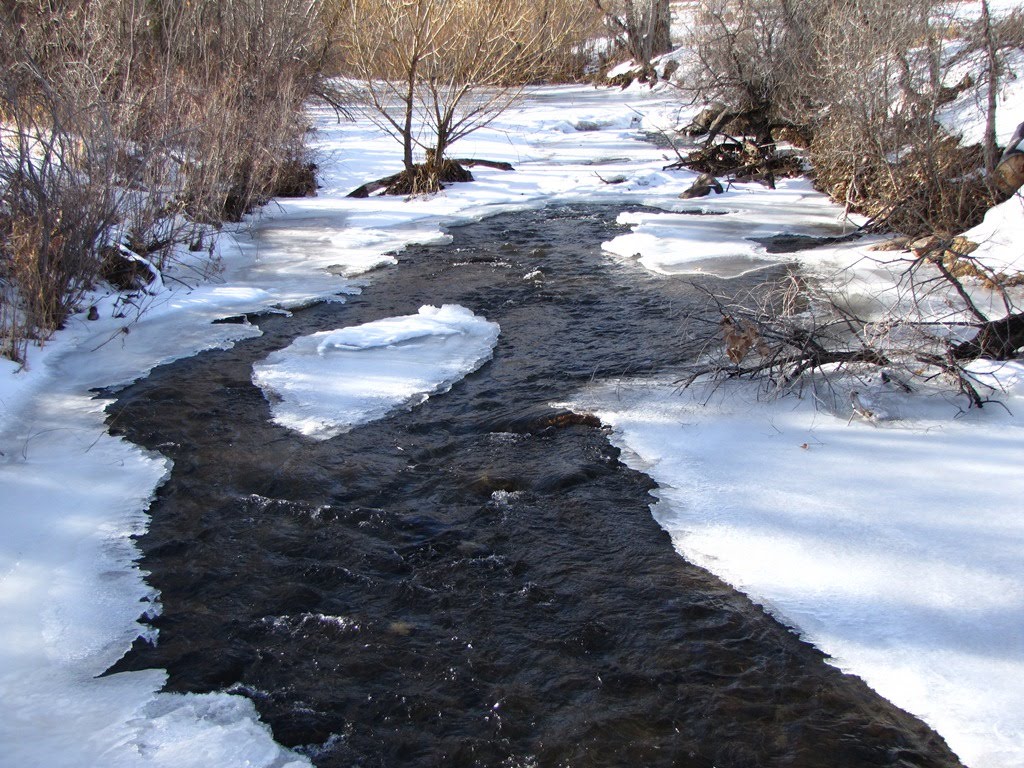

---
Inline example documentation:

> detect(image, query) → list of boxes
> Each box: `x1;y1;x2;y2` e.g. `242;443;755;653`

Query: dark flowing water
107;205;963;768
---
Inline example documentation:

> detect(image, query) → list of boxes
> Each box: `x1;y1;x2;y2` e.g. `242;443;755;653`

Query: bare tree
1;0;335;359
592;0;672;77
678;0;1005;235
339;0;592;194
0;78;119;360
980;0;1001;182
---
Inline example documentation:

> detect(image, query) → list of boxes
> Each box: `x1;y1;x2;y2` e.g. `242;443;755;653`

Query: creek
106;204;962;768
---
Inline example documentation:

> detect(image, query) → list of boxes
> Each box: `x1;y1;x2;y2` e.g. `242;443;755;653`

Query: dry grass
0;0;333;360
811;125;997;237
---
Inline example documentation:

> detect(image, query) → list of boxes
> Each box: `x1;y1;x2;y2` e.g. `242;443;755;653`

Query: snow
603;178;860;278
2;47;1024;768
962;192;1024;275
562;374;1024;768
936;0;1024;152
252;305;499;440
937;46;1024;149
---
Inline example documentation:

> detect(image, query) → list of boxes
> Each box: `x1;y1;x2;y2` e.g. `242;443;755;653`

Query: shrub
679;0;1007;235
1;81;118;359
0;0;335;360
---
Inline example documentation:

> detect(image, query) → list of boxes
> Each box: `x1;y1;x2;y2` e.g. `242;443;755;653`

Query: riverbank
1;83;1022;767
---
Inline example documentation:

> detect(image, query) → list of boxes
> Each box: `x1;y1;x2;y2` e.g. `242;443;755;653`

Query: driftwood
684;103;772;145
664;136;803;190
994;152;1024;197
347;171;405;198
679;172;723;199
347;158;514;198
676;270;1024;411
454;158;514;171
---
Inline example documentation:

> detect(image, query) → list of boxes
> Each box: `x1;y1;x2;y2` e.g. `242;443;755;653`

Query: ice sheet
602;180;861;278
252;305;499;440
564;375;1024;768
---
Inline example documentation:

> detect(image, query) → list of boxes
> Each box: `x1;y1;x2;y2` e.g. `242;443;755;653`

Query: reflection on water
108;206;962;768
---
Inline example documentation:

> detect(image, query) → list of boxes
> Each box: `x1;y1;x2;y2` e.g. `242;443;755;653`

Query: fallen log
453;158;515;171
346;171;404;199
952;312;1024;360
679;173;723;199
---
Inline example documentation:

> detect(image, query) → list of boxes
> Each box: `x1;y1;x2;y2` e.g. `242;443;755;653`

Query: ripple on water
107;205;964;768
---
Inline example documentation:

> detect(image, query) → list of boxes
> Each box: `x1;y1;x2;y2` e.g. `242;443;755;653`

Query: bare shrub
679;0;820;135
0;82;118;358
679;0;1009;236
591;0;673;77
0;0;336;359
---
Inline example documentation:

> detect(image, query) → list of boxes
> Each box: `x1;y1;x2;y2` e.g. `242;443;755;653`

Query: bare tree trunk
593;0;672;69
402;70;416;173
953;312;1024;360
981;0;1000;185
651;0;672;57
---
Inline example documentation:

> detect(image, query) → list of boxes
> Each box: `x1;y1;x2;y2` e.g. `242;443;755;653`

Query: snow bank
602;178;860;278
252;305;499;440
961;192;1024;275
0;371;309;768
564;376;1024;768
936;23;1024;150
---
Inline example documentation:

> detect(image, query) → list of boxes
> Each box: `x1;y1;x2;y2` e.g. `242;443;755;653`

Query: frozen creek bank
106;204;963;768
1;84;1022;767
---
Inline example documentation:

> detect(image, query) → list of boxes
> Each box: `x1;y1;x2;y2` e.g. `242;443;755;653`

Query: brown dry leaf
721;316;760;364
909;235;941;257
948;236;979;256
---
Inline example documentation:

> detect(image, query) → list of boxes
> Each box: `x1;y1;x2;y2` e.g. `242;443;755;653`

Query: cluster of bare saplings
2;0;1023;411
665;0;1024;410
0;0;630;360
0;0;339;361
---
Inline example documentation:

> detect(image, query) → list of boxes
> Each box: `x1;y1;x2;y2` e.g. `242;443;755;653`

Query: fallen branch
951;311;1024;360
674;272;1019;411
453;158;514;171
346;171;404;199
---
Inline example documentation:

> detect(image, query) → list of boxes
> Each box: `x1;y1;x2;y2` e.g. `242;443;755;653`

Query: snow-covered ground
2;64;1023;768
563;368;1024;768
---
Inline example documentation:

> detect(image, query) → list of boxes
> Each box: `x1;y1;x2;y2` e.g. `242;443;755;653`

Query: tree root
347;157;513;198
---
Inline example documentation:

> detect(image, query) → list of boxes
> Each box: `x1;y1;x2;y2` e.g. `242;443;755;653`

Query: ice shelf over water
563;372;1024;768
252;305;499;440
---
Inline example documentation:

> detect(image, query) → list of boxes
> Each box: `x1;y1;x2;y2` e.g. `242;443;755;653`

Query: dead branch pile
665;138;803;189
678;268;1024;410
